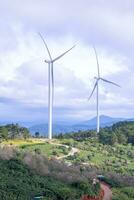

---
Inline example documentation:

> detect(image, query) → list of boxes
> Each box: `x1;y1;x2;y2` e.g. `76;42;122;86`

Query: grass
1;138;70;158
1;138;45;146
1;138;134;175
61;138;134;175
20;143;69;157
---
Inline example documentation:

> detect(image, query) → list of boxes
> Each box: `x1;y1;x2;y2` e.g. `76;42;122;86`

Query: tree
22;128;30;139
99;130;111;144
6;124;19;139
110;133;118;145
35;132;40;138
118;133;127;144
0;127;8;140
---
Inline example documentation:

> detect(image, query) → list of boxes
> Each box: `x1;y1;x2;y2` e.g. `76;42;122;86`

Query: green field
2;139;70;158
60;138;134;175
1;138;134;175
20;142;69;157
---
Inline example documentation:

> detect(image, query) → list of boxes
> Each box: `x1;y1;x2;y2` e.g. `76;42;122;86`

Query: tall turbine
88;47;120;133
39;33;76;139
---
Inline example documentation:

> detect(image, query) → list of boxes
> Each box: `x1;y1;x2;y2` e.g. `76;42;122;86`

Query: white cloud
0;0;133;121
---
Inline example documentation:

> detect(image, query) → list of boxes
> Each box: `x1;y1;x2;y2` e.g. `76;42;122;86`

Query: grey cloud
1;0;134;50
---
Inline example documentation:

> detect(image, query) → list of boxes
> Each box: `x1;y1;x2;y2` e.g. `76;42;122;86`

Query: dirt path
101;183;112;200
48;140;79;159
47;140;113;200
57;146;79;159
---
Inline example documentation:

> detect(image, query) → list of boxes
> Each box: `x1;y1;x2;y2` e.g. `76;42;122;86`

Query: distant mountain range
28;115;134;136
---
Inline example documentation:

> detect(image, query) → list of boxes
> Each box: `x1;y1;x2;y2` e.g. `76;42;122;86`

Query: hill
0;146;100;200
61;121;134;146
29;115;129;135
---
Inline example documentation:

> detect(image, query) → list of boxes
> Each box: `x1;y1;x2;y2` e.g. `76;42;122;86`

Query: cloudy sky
0;0;134;124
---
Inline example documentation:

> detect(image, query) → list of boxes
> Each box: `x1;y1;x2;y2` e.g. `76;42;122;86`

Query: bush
112;187;134;200
35;148;41;154
0;158;80;200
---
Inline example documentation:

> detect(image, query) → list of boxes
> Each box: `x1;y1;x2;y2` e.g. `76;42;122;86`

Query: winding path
48;140;79;159
48;140;112;200
101;183;112;200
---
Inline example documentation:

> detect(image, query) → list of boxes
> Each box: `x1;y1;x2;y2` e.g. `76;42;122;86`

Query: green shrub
35;148;41;154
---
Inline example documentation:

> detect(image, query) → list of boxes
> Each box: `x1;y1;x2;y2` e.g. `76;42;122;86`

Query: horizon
0;2;134;200
0;1;134;123
0;114;132;128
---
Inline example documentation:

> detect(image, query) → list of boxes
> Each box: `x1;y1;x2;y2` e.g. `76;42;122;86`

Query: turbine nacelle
94;76;100;80
45;60;51;63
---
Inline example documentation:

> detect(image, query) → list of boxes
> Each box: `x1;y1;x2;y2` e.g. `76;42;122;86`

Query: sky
0;0;134;124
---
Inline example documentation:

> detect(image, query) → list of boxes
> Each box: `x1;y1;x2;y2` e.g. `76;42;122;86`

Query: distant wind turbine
88;46;120;133
39;33;76;139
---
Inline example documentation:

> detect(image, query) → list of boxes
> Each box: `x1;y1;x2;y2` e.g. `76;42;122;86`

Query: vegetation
56;121;134;199
0;146;100;200
99;121;134;145
58;121;134;146
56;121;134;176
2;138;45;146
0;158;81;200
58;138;134;176
35;131;40;138
20;142;70;157
0;121;134;199
112;187;134;200
0;124;30;141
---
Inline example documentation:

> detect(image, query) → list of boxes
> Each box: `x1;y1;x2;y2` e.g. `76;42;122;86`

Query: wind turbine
88;46;120;133
39;33;76;139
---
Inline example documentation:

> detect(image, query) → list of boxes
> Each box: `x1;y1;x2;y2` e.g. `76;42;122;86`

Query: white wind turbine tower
88;46;120;133
39;33;76;139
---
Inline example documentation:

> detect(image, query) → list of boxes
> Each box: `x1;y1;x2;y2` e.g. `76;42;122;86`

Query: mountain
29;115;133;136
77;115;124;127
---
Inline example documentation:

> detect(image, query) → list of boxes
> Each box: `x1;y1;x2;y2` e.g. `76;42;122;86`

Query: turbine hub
94;76;100;81
45;60;51;63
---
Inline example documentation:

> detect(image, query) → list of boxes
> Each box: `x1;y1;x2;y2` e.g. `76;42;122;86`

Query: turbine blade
52;45;76;62
93;46;100;78
100;78;121;87
38;32;52;61
88;81;98;100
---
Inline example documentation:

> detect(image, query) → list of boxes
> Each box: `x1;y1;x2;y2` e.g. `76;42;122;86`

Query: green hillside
59;121;134;145
0;121;134;199
0;146;100;200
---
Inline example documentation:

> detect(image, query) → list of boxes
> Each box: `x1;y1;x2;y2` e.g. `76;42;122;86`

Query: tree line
57;121;134;146
99;121;134;145
0;123;30;141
